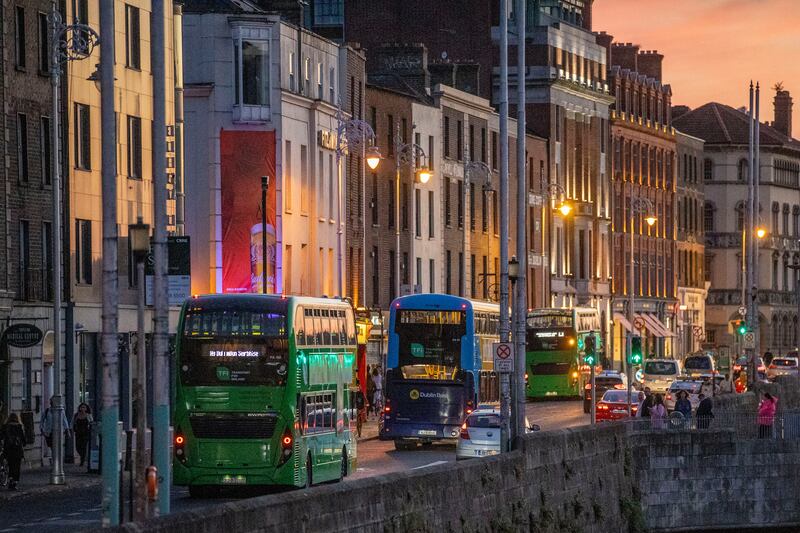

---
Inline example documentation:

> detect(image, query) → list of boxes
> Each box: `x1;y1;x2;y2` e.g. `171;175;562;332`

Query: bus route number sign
493;342;514;373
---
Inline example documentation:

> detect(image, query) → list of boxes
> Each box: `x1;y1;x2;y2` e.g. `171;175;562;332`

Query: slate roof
673;101;800;152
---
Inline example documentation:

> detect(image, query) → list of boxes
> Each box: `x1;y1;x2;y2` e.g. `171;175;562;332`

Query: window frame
15;6;26;69
124;4;141;70
127;115;142;180
16;113;29;182
74;103;91;170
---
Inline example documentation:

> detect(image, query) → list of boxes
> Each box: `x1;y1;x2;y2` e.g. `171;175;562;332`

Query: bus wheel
340;447;348;480
306;455;313;488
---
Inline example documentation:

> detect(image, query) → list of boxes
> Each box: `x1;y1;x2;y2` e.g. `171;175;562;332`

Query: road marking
67;512;83;516
1;528;19;532
46;517;63;521
411;461;448;470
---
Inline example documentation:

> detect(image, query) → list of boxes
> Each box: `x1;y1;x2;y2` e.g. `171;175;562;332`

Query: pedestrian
366;367;376;417
635;391;646;418
71;403;93;467
40;397;70;461
735;371;748;394
354;380;368;438
372;367;384;414
638;387;653;418
758;392;778;439
1;413;26;490
696;393;714;429
650;394;667;429
675;390;692;427
718;374;733;395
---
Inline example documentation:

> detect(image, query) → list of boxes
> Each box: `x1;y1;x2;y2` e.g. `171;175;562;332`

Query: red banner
220;130;277;294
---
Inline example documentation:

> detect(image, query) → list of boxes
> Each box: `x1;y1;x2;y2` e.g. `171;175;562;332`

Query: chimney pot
774;89;793;138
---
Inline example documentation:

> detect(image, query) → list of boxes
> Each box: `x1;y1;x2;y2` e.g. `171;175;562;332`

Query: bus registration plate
418;429;437;436
221;475;247;485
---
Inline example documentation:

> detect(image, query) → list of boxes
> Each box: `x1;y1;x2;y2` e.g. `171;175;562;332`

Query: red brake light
460;422;470;440
281;428;293;449
466;409;473;414
614;384;626;389
175;435;185;445
769;364;776;369
598;403;609;410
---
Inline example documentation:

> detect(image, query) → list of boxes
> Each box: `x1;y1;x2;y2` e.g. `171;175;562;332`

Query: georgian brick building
599;37;678;364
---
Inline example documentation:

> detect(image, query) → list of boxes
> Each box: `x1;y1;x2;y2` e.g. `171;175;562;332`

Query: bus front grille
189;414;278;439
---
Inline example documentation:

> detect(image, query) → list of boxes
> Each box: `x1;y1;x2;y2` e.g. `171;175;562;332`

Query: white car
767;357;800;380
641;359;681;394
664;380;703;412
455;409;538;460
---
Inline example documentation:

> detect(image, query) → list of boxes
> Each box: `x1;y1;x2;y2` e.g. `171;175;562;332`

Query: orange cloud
594;0;800;132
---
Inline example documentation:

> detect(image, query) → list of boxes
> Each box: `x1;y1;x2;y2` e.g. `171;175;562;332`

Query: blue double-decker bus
380;294;500;450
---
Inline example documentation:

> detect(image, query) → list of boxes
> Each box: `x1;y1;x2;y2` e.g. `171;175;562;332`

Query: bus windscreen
180;308;289;386
395;310;465;379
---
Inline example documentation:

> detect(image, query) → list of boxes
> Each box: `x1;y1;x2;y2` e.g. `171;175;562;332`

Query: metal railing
624;410;800;440
15;267;53;302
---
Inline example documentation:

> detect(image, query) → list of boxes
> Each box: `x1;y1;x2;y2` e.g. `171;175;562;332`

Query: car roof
599;370;622;376
644;359;679;363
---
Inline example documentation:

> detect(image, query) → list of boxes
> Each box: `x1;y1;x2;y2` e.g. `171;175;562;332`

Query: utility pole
498;0;511;452
747;82;755;385
754;83;761;361
261;176;270;293
151;0;170;516
99;0;120;524
513;0;527;445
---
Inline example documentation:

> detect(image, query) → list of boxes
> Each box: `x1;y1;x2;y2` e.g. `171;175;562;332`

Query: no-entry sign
493;342;514;373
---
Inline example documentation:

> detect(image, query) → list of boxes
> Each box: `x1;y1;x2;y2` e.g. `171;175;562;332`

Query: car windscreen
644;361;678;375
180;306;288;386
601;390;629;403
772;358;797;367
595;377;623;389
395;310;465;380
466;413;502;428
683;356;712;370
669;381;702;393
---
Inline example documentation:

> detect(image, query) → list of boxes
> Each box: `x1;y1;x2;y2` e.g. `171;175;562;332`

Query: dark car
583;371;626;413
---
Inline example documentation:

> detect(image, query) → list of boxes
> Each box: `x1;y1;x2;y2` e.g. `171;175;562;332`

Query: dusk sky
593;0;800;132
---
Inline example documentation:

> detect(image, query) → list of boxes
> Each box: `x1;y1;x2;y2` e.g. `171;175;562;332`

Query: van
641;359;681;393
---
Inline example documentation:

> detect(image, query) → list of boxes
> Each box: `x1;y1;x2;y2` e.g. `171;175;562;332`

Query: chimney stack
610;42;639;71
774;89;793;138
637;50;663;82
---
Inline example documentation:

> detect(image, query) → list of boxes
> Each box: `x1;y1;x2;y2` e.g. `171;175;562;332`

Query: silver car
456;409;538;460
767;357;800;380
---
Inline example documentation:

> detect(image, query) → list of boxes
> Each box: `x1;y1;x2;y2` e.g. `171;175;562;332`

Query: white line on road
411;461;448;470
67;512;83;516
0;528;19;532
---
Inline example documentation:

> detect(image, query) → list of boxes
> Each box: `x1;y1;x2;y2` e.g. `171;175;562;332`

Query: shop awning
642;313;674;338
613;313;632;333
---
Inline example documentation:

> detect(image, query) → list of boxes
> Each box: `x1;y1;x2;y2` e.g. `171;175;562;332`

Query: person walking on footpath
372;367;384;415
40;397;70;461
650;394;667;429
1;413;26;490
696;392;714;429
675;390;693;427
71;403;93;467
354;380;368;438
758;392;778;439
366;366;376;418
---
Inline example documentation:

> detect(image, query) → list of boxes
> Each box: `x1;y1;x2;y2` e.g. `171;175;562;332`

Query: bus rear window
183;309;286;337
395;309;465;380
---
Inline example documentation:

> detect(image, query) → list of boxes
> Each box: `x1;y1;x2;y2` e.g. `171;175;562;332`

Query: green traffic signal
584;354;596;365
737;322;747;335
629;336;643;365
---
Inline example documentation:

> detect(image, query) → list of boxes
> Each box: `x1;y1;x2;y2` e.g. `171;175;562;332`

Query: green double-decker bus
173;294;358;496
525;307;602;399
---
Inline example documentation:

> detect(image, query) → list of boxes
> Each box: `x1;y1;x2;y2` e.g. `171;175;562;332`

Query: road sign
738;306;747;317
633;317;645;330
693;325;704;338
493;342;514;373
743;332;755;350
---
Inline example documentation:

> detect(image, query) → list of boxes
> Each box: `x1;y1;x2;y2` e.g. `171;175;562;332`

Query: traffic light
583;334;596;365
736;320;747;335
629;336;643;365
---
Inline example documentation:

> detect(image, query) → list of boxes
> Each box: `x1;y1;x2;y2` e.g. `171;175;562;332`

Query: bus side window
345;308;356;345
322;310;332;345
330;310;341;345
295;306;305;345
305;309;315;346
313;308;322;345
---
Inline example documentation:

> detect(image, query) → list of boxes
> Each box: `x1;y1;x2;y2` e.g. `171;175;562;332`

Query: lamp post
334;104;380;300
539;179;572;307
627;197;657;416
261;176;270;293
392;124;431;298
128;218;150;520
507;256;519;452
463;158;492;297
47;2;99;488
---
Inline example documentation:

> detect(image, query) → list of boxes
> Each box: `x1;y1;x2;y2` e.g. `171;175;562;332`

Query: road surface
0;400;587;532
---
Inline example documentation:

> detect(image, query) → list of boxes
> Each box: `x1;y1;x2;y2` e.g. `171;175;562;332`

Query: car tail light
460;422;470;440
585;383;592;390
614;384;626;389
174;429;186;462
769;364;777;369
597;403;609;411
278;427;293;465
666;393;672;401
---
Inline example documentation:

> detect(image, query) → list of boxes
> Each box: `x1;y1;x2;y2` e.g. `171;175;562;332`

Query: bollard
147;465;158;502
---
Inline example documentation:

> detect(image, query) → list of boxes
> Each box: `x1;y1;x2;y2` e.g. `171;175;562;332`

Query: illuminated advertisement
220;130;277;293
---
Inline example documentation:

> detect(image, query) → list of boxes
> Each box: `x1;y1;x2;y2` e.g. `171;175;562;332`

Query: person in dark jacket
71;403;93;467
696;393;714;429
674;390;693;425
1;413;26;490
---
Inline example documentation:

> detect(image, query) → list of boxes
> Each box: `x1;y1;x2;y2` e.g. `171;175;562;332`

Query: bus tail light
459;422;470;440
278;427;293;466
174;429;186;463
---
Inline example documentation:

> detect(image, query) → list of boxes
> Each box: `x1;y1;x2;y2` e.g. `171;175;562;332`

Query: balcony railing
16;267;53;302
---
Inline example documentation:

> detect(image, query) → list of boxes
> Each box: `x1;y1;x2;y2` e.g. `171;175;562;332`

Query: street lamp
334;104;381;302
540;180;572;308
128;217;150;520
756;227;767;239
626;197;657;416
558;202;573;217
463;159;492;297
47;3;100;487
392;125;431;297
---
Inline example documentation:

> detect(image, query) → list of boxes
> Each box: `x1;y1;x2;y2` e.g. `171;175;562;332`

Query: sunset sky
593;0;800;132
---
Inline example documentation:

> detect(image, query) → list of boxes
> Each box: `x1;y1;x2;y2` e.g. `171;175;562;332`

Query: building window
19;220;30;298
429;259;435;293
469;182;475;231
402;252;409;285
127;116;142;179
445;179;451;227
388;183;395;228
415;188;421;238
371;173;378;224
491;131;498;170
402;184;409;230
372;246;379;305
300;145;308;213
42;221;53;299
468;124;475;161
443;116;450;158
387;114;394;156
482;255;488;299
784;204;790;236
416;257;422;289
16;114;28;182
317;62;323;99
75;0;89;52
15;6;25;69
458;252;464;297
446;250;452;294
492;193;498;234
288;52;295;91
428;190;435;238
457;180;464;229
456;120;463;161
329;66;335;103
304;57;311;96
389;250;396;301
470;254;476;297
482;190;488;232
480;128;487;163
74;103;91;170
284;140;292;211
703;158;713;181
75;219;92;284
41;116;52;185
737;158;748;181
124;5;140;69
428;135;435;171
736;202;746;232
38;12;49;73
235;39;269;106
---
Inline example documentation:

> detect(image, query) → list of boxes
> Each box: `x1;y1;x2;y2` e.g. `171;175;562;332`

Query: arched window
703;158;714;181
784;316;791;347
737;158;749;181
704;202;715;232
773;252;780;290
784;253;790;291
736;202;746;232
